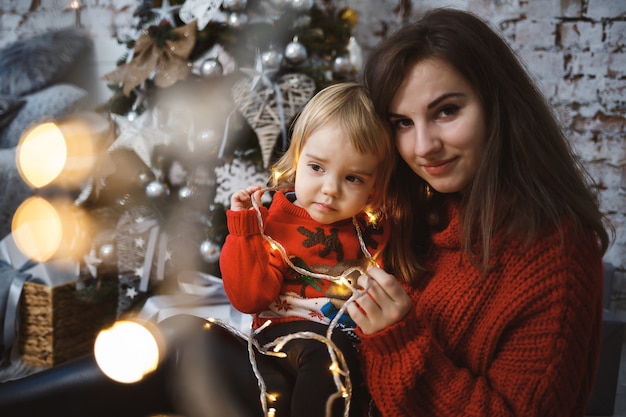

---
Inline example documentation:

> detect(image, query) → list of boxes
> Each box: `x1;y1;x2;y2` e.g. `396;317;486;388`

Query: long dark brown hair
362;8;612;284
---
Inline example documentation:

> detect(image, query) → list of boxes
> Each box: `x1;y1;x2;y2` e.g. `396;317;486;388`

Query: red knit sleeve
357;228;604;417
219;208;285;313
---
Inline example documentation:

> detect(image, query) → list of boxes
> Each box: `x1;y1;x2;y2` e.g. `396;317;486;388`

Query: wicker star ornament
232;73;316;168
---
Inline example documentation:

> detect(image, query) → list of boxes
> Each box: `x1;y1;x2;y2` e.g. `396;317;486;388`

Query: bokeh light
11;196;91;262
16;116;97;189
16;122;66;188
11;196;62;262
94;320;162;384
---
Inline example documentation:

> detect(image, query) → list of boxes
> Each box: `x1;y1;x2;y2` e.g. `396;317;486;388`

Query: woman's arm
350;236;603;416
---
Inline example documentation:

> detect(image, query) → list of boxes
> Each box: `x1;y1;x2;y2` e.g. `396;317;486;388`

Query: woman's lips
422;158;457;175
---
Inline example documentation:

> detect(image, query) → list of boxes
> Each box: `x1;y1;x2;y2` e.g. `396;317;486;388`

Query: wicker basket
18;280;117;367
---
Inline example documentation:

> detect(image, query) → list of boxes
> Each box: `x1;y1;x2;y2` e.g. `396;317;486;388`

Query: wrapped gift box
1;232;116;367
18;277;117;367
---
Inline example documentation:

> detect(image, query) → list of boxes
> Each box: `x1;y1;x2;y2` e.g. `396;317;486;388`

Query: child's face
294;121;379;224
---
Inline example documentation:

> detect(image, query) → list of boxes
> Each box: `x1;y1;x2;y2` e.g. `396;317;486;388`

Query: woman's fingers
348;267;412;335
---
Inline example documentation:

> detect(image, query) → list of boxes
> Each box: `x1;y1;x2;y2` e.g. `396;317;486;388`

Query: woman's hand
230;185;263;211
347;266;412;335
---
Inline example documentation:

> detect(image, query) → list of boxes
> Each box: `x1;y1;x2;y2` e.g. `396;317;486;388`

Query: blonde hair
270;82;394;216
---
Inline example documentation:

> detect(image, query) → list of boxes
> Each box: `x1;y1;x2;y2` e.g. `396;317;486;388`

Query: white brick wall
1;0;624;298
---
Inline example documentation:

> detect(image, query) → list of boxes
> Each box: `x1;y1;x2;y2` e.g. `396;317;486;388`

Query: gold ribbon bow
102;21;197;96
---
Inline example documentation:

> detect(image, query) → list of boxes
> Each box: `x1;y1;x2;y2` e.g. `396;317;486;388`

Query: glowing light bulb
365;210;377;224
16;118;96;189
11;196;91;261
11;197;62;262
94;320;161;383
16;123;66;188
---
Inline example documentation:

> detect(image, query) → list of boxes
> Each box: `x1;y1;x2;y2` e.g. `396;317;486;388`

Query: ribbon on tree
102;21;197;96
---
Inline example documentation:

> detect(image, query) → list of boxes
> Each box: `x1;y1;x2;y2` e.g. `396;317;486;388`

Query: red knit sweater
358;200;603;417
220;191;389;330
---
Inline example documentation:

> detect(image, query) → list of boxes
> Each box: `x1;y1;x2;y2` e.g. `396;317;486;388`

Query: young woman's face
389;58;486;194
294;122;379;224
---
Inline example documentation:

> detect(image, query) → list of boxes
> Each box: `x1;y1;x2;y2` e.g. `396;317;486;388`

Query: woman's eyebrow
427;92;465;109
388;92;467;118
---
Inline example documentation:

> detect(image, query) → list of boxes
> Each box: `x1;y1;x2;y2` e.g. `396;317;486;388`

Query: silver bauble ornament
333;55;353;76
199;239;221;263
261;49;283;70
284;41;307;65
200;58;224;78
291;0;313;11
178;185;194;200
222;0;248;11
145;180;170;198
226;12;248;27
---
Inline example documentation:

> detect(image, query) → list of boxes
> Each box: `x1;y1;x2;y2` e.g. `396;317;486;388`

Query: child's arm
221;188;284;313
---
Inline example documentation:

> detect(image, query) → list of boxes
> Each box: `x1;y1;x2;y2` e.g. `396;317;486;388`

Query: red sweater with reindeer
220;190;389;332
357;199;604;417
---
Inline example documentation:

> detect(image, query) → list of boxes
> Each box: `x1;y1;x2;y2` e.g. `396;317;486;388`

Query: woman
346;7;612;417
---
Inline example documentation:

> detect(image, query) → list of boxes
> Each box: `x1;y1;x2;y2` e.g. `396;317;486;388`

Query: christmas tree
79;0;363;316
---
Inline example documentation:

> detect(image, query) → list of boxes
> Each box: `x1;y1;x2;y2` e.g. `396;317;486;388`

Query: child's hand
230;185;263;211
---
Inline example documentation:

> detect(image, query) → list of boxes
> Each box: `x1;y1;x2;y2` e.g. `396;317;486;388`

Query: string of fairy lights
231;185;375;417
